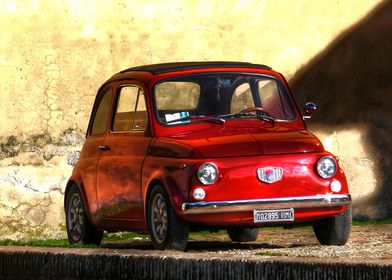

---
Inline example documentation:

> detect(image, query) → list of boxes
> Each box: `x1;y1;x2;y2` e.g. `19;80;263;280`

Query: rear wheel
313;205;352;245
65;185;103;246
148;185;189;251
227;228;259;242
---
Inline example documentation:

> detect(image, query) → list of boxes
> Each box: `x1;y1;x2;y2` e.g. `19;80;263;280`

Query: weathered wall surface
0;0;389;239
291;0;392;219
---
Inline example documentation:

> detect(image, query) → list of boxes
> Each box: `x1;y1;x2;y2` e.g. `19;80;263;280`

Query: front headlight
197;163;218;185
316;156;337;178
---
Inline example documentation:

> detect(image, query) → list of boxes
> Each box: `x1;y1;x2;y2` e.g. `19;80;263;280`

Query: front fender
142;157;196;216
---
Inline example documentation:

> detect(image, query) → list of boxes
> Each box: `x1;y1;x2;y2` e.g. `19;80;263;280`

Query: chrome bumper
181;194;351;214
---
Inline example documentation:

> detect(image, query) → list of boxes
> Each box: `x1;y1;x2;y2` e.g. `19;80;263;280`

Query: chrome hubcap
68;193;84;242
151;193;168;243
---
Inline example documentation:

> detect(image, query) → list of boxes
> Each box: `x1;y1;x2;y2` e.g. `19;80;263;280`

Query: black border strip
120;62;272;75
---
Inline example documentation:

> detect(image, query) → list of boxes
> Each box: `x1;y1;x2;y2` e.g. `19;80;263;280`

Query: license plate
253;208;294;223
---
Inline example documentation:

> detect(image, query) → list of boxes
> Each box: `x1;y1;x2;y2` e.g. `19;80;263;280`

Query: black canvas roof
120;61;272;75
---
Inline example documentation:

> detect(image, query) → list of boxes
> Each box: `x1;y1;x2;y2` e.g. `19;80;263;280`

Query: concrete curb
1;249;392;280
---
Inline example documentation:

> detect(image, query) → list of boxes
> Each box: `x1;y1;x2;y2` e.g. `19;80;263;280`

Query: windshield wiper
165;115;225;125
217;107;275;124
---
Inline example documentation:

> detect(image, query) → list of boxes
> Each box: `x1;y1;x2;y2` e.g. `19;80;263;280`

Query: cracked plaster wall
0;0;386;239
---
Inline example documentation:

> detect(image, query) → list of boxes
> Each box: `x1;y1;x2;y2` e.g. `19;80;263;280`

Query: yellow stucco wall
0;0;387;239
0;0;381;137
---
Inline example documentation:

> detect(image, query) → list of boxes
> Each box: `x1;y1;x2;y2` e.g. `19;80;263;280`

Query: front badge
257;167;283;183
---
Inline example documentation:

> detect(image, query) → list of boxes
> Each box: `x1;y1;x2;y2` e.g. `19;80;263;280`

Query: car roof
118;61;272;75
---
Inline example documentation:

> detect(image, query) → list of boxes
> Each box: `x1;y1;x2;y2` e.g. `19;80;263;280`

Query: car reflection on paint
64;62;351;251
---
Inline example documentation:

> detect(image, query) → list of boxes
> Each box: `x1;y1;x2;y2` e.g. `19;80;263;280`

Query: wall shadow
289;0;392;219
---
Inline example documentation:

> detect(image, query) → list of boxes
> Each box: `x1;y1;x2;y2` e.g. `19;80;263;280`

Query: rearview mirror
303;102;317;119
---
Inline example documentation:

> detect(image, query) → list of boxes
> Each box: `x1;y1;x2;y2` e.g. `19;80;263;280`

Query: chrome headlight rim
197;162;218;185
316;156;337;179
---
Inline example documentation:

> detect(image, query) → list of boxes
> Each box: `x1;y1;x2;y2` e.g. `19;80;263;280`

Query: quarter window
91;88;112;135
112;86;147;132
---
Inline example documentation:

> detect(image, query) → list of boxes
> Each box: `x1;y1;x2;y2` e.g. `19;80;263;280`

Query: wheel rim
150;193;168;243
67;192;84;242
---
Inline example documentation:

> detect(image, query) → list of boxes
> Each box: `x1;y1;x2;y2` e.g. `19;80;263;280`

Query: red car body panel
65;62;351;233
150;124;324;158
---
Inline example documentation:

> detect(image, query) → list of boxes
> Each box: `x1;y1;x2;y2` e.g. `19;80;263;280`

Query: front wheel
65;185;103;246
148;185;189;251
313;205;352;245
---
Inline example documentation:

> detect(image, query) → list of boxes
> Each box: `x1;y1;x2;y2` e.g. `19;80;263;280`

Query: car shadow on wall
289;0;392;219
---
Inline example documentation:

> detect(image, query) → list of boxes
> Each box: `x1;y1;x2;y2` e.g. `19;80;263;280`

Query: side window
91;88;112;135
112;86;147;132
231;83;254;113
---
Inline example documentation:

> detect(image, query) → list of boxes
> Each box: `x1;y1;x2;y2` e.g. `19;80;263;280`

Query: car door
79;86;113;218
96;83;151;221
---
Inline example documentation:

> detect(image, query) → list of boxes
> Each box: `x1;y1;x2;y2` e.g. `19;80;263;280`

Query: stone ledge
0;247;391;280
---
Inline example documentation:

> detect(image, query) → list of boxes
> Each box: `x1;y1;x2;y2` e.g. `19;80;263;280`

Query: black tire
227;228;259;242
313;205;352;245
65;185;103;246
148;185;189;251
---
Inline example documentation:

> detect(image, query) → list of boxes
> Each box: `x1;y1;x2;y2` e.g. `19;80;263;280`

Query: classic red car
65;62;351;250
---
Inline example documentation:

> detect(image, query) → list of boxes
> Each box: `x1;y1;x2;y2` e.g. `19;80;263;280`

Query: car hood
150;126;324;158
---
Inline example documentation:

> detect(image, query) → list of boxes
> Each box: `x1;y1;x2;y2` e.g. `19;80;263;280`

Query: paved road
96;224;392;264
1;225;391;279
1;224;390;263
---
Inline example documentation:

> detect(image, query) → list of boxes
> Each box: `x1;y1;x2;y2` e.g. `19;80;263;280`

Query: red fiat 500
65;62;351;250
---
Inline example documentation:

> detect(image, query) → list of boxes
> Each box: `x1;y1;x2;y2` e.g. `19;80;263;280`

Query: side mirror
303;102;317;119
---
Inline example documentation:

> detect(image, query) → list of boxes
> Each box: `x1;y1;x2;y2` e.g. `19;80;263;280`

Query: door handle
98;145;111;151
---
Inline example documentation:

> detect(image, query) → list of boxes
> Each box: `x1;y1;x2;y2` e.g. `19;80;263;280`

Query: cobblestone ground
95;224;392;263
1;224;391;265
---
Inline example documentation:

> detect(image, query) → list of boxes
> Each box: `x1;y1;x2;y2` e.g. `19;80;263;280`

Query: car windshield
153;73;296;125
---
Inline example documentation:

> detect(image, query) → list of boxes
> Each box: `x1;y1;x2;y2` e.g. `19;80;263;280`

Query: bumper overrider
182;194;351;214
